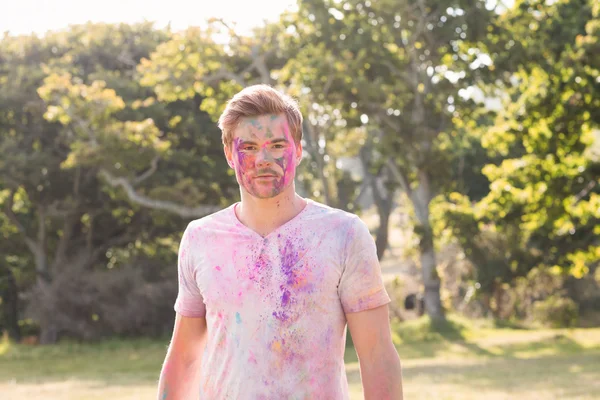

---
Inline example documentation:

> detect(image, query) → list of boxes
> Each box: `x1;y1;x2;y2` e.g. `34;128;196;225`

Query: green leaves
37;72;168;174
469;0;600;279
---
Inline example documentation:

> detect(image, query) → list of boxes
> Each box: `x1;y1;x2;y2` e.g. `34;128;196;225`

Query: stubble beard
241;174;290;199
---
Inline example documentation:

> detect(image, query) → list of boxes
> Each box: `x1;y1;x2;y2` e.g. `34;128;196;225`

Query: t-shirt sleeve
174;223;207;317
338;215;391;314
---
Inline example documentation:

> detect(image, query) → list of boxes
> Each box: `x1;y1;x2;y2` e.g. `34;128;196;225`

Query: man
158;85;403;399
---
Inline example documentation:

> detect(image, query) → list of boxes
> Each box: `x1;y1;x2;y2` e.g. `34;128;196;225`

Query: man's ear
224;144;234;168
295;141;303;166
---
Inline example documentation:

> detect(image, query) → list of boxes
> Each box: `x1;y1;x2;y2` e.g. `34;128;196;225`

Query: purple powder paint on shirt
281;287;291;306
270;239;305;323
272;311;289;321
249;250;269;286
280;239;299;286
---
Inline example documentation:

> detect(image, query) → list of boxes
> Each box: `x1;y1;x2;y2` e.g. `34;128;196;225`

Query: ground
1;317;599;400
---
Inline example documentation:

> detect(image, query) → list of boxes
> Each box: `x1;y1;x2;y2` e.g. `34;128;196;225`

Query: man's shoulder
185;205;235;234
304;199;363;228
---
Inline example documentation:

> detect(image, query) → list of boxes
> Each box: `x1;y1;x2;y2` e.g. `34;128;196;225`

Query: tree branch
74;165;81;197
322;72;335;97
375;111;402;133
4;190;38;251
4;190;50;282
37;206;46;246
132;155;160;186
574;180;598;204
302;118;332;205
386;158;413;197
203;67;248;87
99;169;221;218
90;229;137;263
251;45;273;85
51;210;80;270
382;60;416;90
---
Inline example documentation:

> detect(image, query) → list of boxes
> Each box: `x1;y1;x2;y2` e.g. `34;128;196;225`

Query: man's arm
347;304;403;400
158;313;207;400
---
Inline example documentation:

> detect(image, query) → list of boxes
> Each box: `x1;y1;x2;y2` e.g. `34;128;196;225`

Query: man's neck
237;186;306;237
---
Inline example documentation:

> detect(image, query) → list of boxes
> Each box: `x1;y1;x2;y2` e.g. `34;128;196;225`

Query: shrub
532;295;579;328
26;263;178;342
385;277;407;321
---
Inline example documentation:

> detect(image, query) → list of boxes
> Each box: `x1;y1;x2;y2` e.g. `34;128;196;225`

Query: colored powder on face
248;118;263;131
236;312;242;324
273;120;297;192
231;117;298;199
215;265;221;271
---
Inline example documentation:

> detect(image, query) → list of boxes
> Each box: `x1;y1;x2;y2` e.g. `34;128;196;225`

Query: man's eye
243;146;257;151
272;144;285;149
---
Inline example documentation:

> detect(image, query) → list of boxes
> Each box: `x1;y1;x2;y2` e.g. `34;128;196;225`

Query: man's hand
158;314;207;400
347;304;403;400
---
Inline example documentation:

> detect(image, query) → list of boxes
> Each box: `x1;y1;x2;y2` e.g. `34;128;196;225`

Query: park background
0;0;599;398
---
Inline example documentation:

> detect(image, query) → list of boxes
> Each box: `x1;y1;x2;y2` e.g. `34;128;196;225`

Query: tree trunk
359;145;395;260
39;323;59;345
372;178;394;261
418;223;444;320
412;170;445;321
0;263;21;342
302;119;333;206
375;204;392;261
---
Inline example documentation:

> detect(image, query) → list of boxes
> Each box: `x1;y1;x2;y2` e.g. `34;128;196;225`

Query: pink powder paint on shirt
174;198;390;399
248;350;258;364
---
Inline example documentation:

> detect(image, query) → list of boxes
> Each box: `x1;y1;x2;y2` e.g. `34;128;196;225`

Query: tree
435;0;600;316
479;0;599;276
0;23;236;342
283;0;495;319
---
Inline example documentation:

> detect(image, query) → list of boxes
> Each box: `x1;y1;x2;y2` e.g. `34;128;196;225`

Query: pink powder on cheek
232;137;257;191
273;122;297;190
280;147;297;187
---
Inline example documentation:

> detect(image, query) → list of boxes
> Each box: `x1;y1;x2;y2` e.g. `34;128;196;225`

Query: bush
532;295;579;328
26;263;178;342
385;277;407;321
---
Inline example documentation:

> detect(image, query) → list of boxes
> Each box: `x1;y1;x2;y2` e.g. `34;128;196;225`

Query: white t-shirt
175;198;391;399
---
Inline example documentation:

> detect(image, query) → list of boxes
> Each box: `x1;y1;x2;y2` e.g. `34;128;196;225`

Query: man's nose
256;148;273;166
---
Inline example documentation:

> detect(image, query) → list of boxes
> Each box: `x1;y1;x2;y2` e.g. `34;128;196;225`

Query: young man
158;85;403;399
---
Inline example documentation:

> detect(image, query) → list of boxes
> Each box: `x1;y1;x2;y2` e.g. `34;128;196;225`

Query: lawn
1;316;599;399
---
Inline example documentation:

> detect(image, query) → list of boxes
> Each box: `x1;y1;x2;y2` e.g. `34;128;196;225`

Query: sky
0;0;297;36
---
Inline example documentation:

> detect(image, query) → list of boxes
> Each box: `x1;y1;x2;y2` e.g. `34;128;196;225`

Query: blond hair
218;85;303;148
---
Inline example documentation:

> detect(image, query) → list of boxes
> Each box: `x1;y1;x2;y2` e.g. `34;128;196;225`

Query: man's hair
217;84;303;148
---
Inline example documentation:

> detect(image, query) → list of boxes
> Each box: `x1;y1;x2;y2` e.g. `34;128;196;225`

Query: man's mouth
254;170;279;179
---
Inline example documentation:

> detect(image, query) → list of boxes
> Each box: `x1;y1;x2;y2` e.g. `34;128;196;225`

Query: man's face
226;114;302;199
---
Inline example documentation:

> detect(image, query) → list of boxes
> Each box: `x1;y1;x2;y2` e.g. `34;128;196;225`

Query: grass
1;316;600;399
